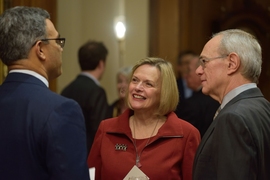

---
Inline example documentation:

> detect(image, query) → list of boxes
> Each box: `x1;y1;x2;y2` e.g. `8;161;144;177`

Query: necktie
213;106;221;120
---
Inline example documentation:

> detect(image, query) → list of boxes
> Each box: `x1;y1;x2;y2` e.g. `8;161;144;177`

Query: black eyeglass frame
40;38;66;48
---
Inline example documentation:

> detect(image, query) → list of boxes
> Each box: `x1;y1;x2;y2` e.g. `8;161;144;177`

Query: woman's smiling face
128;64;161;113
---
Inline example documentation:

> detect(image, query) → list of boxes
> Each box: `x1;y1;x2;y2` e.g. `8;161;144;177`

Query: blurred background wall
57;0;149;103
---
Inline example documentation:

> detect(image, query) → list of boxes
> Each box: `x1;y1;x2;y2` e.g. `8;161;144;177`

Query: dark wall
149;0;270;101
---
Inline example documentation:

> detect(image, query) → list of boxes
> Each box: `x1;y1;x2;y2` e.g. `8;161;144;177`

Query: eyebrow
133;75;155;83
199;56;205;59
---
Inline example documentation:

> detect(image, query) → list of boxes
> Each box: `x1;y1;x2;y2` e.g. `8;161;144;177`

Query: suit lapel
194;87;263;164
194;118;217;163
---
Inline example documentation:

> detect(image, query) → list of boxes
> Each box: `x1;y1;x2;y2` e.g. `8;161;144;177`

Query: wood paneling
149;0;180;66
7;0;57;24
149;0;270;101
0;0;5;84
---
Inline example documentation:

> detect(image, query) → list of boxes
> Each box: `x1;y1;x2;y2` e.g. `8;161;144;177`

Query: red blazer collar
106;109;184;140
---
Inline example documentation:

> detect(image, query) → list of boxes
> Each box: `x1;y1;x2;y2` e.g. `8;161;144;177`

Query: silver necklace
132;117;159;168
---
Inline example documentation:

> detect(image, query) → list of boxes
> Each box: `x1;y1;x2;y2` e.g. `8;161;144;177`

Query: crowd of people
0;6;270;180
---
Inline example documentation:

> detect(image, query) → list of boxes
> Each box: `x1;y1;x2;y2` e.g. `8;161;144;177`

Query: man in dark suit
0;6;89;179
177;56;219;137
193;29;270;180
61;41;110;153
175;50;196;115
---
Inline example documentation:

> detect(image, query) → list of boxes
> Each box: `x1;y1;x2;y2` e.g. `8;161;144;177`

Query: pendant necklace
132;117;159;168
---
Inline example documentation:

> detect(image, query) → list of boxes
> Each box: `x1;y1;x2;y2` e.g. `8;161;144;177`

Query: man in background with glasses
177;56;219;138
193;29;270;180
0;6;90;179
174;50;196;117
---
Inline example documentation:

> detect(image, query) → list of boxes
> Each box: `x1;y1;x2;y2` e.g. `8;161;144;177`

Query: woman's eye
146;82;153;87
132;78;138;82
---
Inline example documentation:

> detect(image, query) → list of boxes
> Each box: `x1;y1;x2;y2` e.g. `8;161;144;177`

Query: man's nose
196;65;203;76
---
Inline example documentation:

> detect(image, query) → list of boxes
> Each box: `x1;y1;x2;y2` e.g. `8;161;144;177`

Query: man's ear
35;41;46;60
98;60;105;69
227;53;240;75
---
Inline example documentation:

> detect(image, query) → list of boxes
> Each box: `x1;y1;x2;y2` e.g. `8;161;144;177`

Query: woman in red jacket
88;57;201;180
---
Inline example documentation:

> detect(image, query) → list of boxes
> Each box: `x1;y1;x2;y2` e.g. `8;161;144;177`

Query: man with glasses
177;56;219;137
193;29;270;180
175;50;196;117
0;6;90;179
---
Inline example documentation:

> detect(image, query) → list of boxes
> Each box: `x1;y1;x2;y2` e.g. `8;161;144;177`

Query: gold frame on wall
0;62;7;85
0;0;8;85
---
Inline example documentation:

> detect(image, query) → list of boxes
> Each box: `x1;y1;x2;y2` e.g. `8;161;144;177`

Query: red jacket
88;109;200;180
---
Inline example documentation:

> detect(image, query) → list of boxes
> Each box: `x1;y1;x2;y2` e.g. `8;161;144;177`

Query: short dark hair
177;50;197;65
78;40;108;71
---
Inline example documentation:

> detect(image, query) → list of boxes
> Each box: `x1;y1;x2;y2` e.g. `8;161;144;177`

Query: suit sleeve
213;113;257;180
182;126;201;180
84;88;110;153
177;99;202;129
43;100;90;180
92;88;110;129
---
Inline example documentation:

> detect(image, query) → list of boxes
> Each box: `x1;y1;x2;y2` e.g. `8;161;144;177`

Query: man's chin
201;87;210;95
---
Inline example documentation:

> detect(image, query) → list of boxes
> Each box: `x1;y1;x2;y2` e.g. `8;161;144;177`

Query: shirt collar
80;72;100;86
221;83;257;109
9;69;49;87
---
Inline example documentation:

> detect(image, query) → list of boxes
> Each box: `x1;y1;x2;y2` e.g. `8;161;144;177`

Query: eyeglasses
40;38;66;48
199;55;228;68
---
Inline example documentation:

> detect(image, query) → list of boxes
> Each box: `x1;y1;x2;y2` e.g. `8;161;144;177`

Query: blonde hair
127;57;179;116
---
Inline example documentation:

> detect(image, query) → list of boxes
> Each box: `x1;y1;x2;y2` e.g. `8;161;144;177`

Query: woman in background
110;66;133;117
88;57;200;180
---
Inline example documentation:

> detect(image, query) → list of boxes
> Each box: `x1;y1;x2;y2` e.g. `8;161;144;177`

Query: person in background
193;29;270;180
175;50;197;116
0;6;89;179
88;57;201;180
177;56;219;137
109;66;133;117
61;40;110;154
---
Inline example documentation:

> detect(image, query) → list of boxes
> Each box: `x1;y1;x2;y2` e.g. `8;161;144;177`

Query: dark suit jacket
193;88;270;180
175;78;194;116
0;73;89;180
176;89;220;137
61;75;110;153
177;78;186;101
